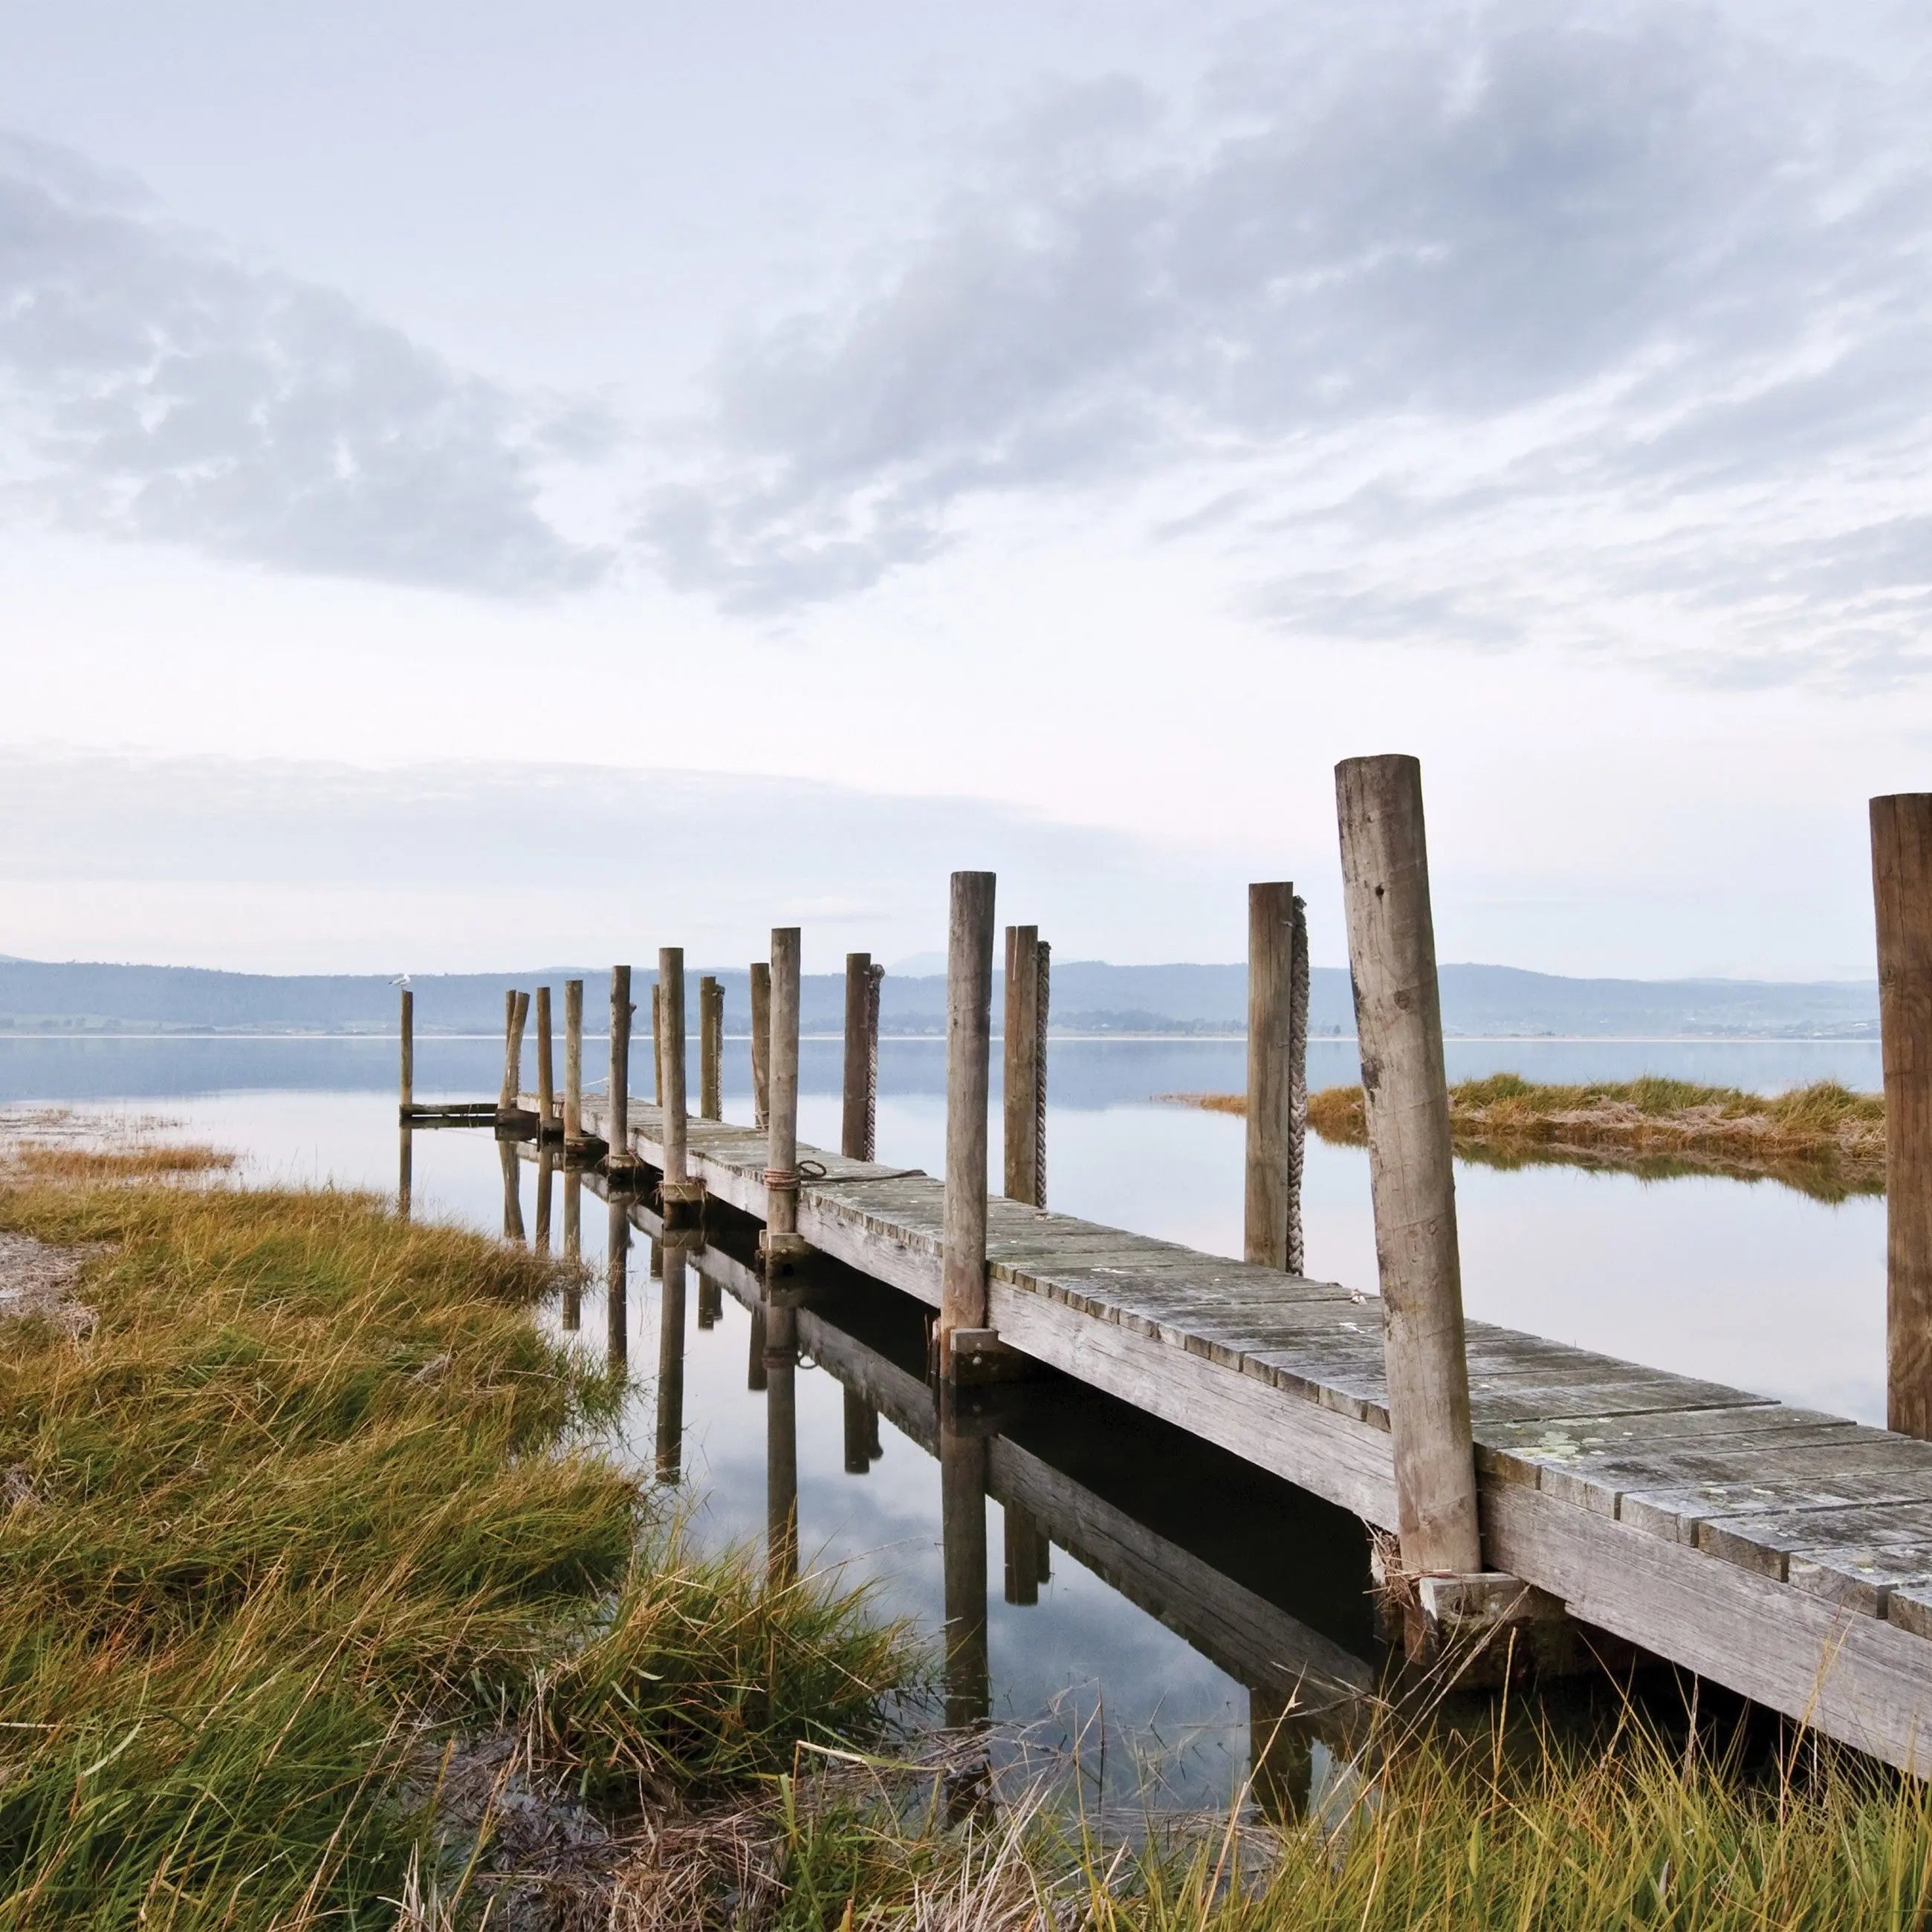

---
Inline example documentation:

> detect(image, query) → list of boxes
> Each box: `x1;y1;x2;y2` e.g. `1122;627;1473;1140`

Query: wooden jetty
406;765;1932;1775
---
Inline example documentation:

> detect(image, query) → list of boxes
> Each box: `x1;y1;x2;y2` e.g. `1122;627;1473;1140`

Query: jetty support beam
759;928;808;1271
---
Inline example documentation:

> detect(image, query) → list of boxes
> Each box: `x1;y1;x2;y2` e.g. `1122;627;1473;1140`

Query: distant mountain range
0;956;1879;1040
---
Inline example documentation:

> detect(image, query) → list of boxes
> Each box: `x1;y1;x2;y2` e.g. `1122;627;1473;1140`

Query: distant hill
0;956;1878;1040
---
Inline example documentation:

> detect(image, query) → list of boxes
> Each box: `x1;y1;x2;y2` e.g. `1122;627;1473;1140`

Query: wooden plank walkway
573;1093;1932;1771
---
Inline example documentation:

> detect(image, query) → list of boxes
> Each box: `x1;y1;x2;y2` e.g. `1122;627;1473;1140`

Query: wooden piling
1873;794;1932;1439
749;961;771;1131
1336;755;1482;1578
605;1196;629;1370
398;988;413;1112
1002;1498;1040;1606
1245;884;1309;1274
1002;926;1048;1207
499;989;529;1112
652;982;664;1107
499;1136;525;1243
658;950;700;1222
765;1297;799;1585
534;1143;554;1255
563;979;584;1142
534;985;555;1133
561;1170;581;1329
700;975;723;1121
842;953;873;1161
761;929;808;1267
609;966;634;1170
398;1124;412;1222
656;1245;687;1483
940;872;996;1376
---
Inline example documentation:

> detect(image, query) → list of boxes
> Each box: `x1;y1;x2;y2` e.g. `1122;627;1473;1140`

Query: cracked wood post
499;989;528;1113
749;961;771;1130
1245;883;1306;1271
1873;794;1932;1438
700;975;723;1121
608;966;634;1172
659;950;704;1228
941;871;996;1378
534;985;555;1134
398;988;412;1113
1003;924;1044;1205
1336;754;1482;1579
842;952;875;1161
563;979;584;1143
761;928;807;1269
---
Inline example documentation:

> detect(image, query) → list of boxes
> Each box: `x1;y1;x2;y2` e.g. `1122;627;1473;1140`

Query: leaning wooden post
749;961;772;1131
1245;884;1309;1273
563;979;585;1144
940;872;996;1378
1003;925;1048;1206
760;929;808;1268
534;985;555;1134
1873;795;1932;1439
842;953;875;1160
398;988;413;1114
608;966;635;1173
499;989;529;1114
699;976;723;1121
659;949;704;1227
1336;756;1482;1578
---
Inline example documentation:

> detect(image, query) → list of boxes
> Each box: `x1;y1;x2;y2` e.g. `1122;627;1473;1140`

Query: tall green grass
0;1181;910;1928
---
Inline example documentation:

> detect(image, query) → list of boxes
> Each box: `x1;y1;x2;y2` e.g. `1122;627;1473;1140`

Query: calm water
0;1031;1888;1812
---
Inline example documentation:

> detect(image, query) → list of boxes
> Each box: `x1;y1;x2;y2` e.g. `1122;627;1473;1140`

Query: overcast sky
2;0;1927;976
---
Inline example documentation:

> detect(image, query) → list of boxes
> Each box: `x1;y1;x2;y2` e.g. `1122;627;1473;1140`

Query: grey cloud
0;133;609;595
647;1;1932;686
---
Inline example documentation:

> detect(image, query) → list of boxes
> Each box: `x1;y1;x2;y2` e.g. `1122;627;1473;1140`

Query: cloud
0;133;609;595
643;0;1932;685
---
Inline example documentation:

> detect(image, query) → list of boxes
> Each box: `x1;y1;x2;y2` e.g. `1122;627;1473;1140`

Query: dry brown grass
1161;1077;1887;1202
7;1141;236;1185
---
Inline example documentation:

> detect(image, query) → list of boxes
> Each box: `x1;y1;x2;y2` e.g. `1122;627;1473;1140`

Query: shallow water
0;1030;1889;1812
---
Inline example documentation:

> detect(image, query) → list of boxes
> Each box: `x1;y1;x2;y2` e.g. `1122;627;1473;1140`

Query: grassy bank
1167;1075;1885;1201
0;1150;908;1928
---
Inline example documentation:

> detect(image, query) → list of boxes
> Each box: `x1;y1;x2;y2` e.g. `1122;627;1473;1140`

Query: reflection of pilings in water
398;1125;412;1223
561;1171;582;1329
765;1298;799;1586
649;1236;663;1280
843;1390;879;1474
1036;1529;1051;1583
534;1144;554;1256
499;1137;525;1242
606;1197;629;1370
939;1417;991;1730
1003;1499;1040;1606
697;1275;722;1329
747;1305;768;1393
1248;1683;1315;1825
656;1245;688;1482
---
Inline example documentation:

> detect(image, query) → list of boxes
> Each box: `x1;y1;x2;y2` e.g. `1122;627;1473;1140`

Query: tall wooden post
1245;883;1309;1274
761;930;807;1268
940;872;996;1376
842;953;878;1161
398;988;413;1112
609;967;634;1170
652;982;664;1107
749;961;772;1131
765;1297;799;1586
1003;925;1048;1206
1336;756;1482;1578
500;989;529;1112
656;1246;687;1482
660;949;689;1178
605;1196;629;1370
534;986;555;1133
563;979;584;1143
700;976;723;1121
1873;795;1932;1438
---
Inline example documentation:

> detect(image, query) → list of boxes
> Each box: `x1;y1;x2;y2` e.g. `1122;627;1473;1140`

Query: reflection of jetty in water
528;1147;1395;1818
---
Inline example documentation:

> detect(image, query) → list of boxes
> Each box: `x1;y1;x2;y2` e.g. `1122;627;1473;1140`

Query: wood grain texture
659;948;688;1184
941;872;996;1367
398;988;413;1109
608;966;632;1153
700;975;722;1121
1245;883;1297;1270
767;930;802;1242
1873;793;1932;1438
1004;924;1043;1205
563;979;583;1140
534;985;554;1129
749;960;771;1131
1337;754;1482;1575
842;952;872;1161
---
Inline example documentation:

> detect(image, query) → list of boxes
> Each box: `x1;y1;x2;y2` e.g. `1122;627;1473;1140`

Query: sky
2;0;1929;978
